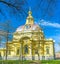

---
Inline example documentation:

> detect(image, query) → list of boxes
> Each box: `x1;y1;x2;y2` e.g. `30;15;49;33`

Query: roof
16;24;41;32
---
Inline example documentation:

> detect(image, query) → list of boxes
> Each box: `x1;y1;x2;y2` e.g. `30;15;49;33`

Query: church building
0;10;55;60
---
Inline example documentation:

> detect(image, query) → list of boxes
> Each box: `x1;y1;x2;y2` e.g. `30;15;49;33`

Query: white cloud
55;44;60;52
49;34;60;52
53;35;60;43
38;19;60;28
48;35;60;52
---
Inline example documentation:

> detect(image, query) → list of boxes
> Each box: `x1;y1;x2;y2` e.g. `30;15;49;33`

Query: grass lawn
41;60;60;64
0;60;60;64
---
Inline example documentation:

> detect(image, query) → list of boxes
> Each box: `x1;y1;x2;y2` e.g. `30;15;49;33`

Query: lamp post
0;36;2;60
21;40;24;64
37;31;40;60
30;31;35;60
19;32;24;64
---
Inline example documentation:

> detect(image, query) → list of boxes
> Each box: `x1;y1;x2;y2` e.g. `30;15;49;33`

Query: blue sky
0;0;60;52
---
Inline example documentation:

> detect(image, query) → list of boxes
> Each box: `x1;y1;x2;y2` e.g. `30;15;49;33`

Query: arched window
8;50;11;55
35;49;38;54
24;45;28;54
46;46;49;54
17;49;19;55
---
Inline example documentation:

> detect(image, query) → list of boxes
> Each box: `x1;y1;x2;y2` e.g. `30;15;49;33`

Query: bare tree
0;21;15;60
0;0;28;17
0;0;56;19
34;0;56;18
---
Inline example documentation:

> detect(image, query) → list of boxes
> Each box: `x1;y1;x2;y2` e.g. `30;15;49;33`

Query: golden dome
16;24;41;32
16;10;42;32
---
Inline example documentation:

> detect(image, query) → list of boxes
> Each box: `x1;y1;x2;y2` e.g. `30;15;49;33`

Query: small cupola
26;10;34;25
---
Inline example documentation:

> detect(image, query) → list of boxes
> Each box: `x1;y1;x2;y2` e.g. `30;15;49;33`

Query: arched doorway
24;45;28;54
19;36;30;60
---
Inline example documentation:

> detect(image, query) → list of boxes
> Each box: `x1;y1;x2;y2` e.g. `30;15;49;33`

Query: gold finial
26;7;34;25
28;7;32;16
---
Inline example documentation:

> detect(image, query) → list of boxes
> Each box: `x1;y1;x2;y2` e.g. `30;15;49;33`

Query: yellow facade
0;10;55;60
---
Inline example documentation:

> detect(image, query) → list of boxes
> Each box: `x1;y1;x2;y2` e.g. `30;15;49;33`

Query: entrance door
42;56;45;60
